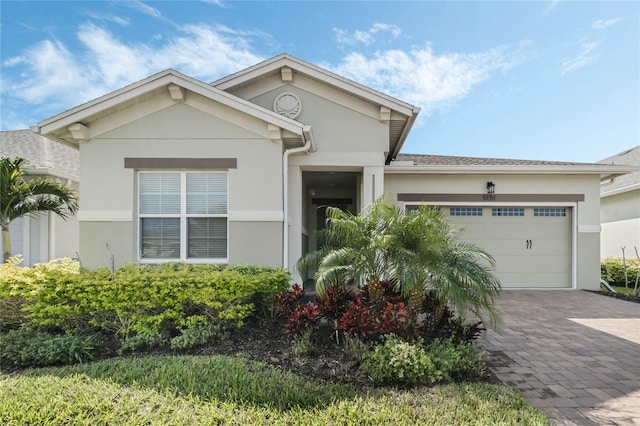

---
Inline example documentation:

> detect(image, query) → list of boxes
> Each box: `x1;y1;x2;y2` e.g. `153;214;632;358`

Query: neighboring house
33;54;633;290
0;129;80;265
598;145;640;258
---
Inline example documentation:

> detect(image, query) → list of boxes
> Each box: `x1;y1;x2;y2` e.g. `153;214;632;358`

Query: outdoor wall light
486;182;495;194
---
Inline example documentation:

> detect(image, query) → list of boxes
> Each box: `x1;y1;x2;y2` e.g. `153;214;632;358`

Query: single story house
32;54;634;290
598;145;640;258
0;129;80;266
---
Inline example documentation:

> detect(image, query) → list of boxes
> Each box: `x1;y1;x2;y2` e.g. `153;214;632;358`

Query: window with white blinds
139;172;228;261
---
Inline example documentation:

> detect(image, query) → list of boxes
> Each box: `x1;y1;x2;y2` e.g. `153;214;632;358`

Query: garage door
445;206;572;289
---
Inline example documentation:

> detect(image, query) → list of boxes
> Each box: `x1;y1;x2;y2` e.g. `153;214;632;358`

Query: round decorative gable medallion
273;92;302;119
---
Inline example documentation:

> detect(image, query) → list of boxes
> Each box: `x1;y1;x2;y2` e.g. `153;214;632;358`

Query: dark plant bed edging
586;290;640;304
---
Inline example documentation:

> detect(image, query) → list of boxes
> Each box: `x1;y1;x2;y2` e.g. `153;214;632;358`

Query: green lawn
0;355;551;425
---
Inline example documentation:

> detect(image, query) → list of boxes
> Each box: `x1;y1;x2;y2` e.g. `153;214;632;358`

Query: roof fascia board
384;164;637;178
214;54;416;117
38;69;307;137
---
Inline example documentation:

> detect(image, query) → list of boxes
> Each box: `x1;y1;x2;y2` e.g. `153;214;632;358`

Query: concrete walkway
480;291;640;426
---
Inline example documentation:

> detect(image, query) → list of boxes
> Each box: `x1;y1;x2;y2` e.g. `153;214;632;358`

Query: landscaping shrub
0;260;291;355
360;334;485;385
601;257;640;285
274;283;304;317
284;302;322;336
0;329;98;367
361;335;436;385
170;324;215;350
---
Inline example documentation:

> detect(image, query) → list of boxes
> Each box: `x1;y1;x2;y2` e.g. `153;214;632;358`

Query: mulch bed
586;289;640;304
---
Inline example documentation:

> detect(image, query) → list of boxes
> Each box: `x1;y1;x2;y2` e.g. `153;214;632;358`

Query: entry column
361;166;384;210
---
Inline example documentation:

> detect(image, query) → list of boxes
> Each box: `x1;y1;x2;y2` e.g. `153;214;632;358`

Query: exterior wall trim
228;210;284;221
124;157;237;169
398;193;585;202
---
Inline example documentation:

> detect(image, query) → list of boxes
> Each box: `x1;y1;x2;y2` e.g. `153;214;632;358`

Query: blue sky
1;1;638;162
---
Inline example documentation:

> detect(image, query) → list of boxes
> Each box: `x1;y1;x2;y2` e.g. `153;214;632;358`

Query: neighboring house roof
212;53;421;162
36;68;314;150
0;129;79;180
389;153;635;180
598;146;640;197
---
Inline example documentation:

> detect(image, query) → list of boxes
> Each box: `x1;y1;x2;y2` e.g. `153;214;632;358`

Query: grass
0;354;551;425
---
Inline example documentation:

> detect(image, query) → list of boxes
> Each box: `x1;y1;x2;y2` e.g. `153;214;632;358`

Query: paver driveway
480;291;639;426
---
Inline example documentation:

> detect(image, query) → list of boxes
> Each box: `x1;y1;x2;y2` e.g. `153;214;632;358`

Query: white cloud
560;41;599;75
334;23;402;47
127;1;165;20
85;11;130;26
0;23;265;124
592;17;622;30
329;45;524;115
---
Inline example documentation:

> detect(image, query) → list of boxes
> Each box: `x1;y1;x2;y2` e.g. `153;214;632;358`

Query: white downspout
282;126;314;269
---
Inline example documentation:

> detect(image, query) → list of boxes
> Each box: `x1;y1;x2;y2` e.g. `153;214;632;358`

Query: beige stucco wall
78;101;285;268
230;73;389;154
229;222;282;266
384;173;603;290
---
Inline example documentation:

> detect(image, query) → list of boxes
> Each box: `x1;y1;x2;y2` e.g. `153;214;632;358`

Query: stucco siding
229;221;282;266
80;221;133;269
78;102;284;267
240;75;389;154
384;173;602;290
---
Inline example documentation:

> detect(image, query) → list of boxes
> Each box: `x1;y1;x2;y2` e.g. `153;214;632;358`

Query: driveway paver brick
480;291;640;426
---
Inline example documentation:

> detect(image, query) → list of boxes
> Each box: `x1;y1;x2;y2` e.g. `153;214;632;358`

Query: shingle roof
0;129;79;178
396;153;600;167
597;145;640;195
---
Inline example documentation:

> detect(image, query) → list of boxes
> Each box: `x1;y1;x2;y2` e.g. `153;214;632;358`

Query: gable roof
212;53;421;161
0;129;79;179
388;153;636;180
598;145;640;196
35;69;313;148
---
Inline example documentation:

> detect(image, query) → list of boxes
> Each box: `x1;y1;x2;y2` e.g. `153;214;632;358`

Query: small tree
1;157;78;262
297;197;501;325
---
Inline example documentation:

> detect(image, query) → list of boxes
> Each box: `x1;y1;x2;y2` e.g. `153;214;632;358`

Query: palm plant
1;157;79;262
297;197;501;324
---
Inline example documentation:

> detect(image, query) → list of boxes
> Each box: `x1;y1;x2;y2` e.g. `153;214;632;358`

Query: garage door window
534;208;566;217
450;207;482;216
492;208;524;217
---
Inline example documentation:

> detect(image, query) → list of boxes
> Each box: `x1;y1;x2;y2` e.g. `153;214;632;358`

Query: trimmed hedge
601;257;640;285
0;258;290;347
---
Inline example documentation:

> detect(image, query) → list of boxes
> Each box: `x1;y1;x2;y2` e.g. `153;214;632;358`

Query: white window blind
138;172;228;262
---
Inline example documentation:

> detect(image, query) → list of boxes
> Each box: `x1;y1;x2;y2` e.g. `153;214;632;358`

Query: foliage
170;324;215;350
119;330;169;354
601;257;640;285
291;329;314;357
0;329;98;367
2;355;551;425
360;335;485;385
273;283;304;317
338;297;412;339
316;284;356;321
284;302;322;336
297;197;501;325
0;261;291;358
0;156;79;262
361;335;436;384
